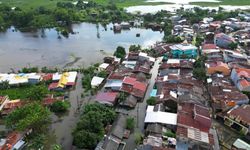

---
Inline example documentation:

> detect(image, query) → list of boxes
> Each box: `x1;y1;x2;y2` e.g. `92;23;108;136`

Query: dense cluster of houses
92;52;154;108
93;52;155;149
140;54;217;150
143;12;250;150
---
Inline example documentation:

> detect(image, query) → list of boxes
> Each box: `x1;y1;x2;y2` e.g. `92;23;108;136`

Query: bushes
50;101;70;113
163;130;176;138
146;97;156;105
126;117;135;130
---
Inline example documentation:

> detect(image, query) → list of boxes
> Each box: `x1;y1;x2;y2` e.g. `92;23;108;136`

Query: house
1;100;23;115
144;106;177;129
120;77;137;93
131;81;147;99
97;114;127;150
201;44;218;54
214;33;235;48
232;139;250;150
176;103;215;150
206;61;231;76
49;72;77;90
91;76;105;88
99;63;110;72
224;105;250;135
26;73;41;84
209;84;249;111
231;68;250;92
104;73;124;91
95;92;119;106
224;50;247;63
0;131;25;150
169;43;198;58
120;77;148;99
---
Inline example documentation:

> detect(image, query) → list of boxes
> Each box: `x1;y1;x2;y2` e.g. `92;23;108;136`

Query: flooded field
0;23;163;72
126;0;250;14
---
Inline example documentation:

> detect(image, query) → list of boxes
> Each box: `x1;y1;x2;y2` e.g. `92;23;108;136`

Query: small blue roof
150;89;157;97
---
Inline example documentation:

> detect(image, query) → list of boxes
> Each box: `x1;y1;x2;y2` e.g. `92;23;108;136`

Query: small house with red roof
231;68;250;92
120;77;148;99
131;81;147;99
95;92;119;106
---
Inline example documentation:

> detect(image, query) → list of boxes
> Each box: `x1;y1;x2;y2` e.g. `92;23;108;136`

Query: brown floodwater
0;23;163;72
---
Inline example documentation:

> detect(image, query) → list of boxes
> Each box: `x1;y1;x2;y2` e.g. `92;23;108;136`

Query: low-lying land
190;0;250;6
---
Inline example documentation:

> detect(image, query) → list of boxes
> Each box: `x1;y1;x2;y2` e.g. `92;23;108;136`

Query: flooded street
50;73;83;150
0;23;163;72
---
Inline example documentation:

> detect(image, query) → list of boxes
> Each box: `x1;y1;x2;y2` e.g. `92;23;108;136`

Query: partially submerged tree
114;46;126;59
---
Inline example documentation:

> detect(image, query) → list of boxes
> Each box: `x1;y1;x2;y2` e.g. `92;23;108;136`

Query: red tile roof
227;105;250;126
108;72;124;80
123;77;137;85
95;92;118;105
42;73;53;81
133;81;147;92
202;44;217;50
235;68;250;78
178;103;211;132
48;82;59;90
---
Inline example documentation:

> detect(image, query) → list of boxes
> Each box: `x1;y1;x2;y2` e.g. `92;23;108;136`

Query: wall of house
171;49;197;58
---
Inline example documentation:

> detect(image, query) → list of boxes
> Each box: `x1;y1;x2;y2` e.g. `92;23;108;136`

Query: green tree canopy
27;85;48;101
6;103;50;131
129;45;141;52
114;46;126;59
146;97;157;105
228;42;238;50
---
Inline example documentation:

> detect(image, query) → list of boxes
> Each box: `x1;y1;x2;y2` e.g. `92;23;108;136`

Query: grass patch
0;0;173;9
0;84;62;100
0;0;71;10
190;0;250;6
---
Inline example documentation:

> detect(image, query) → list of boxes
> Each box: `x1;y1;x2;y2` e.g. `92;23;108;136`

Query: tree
126;117;135;130
98;70;108;78
129;45;141;52
134;132;143;145
82;103;116;126
146;97;156;105
73;111;104;149
114;46;126;59
228;42;238;50
73;130;102;149
50;101;70;113
193;67;206;81
6;103;50;131
27;85;48;101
